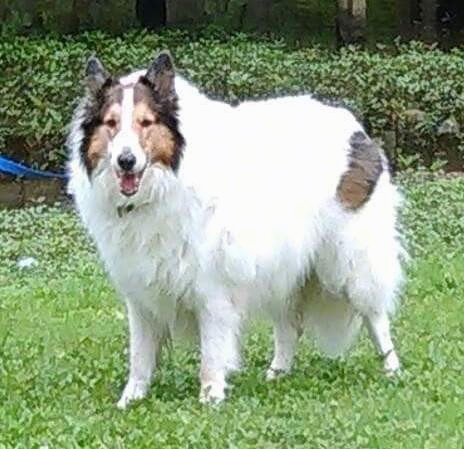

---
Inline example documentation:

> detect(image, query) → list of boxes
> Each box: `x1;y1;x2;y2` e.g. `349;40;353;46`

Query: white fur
110;86;147;173
68;71;404;407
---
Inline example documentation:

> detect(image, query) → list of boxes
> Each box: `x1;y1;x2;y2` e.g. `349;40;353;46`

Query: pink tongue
120;174;137;195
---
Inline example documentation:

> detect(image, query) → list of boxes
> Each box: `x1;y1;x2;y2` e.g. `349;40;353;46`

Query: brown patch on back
337;131;383;210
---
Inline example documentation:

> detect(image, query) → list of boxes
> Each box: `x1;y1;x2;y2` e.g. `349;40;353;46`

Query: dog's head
77;51;184;197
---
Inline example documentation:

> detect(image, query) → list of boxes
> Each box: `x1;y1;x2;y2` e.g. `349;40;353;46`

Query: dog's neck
108;170;203;235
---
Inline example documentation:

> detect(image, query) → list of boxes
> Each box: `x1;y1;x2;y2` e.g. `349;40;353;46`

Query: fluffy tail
303;296;362;358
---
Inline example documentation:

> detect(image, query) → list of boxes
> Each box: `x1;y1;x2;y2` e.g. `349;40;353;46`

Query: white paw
199;381;227;405
384;350;400;377
266;366;290;381
117;379;149;409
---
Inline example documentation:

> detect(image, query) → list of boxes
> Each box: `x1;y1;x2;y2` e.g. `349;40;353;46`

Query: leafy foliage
399;170;464;257
1;29;463;171
0;174;463;448
1;0;386;38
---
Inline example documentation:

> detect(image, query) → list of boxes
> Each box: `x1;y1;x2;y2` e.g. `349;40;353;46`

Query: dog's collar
117;204;135;218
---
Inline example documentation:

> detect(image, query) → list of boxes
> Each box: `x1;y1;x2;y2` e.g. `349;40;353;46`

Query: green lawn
1;173;463;448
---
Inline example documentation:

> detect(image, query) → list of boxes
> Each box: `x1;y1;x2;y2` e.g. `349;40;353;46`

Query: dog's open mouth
116;170;144;196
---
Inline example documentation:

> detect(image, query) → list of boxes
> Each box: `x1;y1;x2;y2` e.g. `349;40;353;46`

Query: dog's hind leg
363;311;400;376
198;295;241;405
343;241;403;376
117;300;160;409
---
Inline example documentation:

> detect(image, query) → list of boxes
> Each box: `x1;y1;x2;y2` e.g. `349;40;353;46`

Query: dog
67;51;404;408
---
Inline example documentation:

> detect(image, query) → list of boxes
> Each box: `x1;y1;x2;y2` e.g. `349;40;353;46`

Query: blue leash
0;155;67;180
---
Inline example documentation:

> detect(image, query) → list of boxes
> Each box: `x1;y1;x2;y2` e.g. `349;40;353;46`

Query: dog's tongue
120;173;138;196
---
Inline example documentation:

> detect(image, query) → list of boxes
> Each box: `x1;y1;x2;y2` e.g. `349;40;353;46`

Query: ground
0;172;463;448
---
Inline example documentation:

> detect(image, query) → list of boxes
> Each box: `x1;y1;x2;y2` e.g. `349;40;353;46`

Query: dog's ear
144;51;176;103
85;56;109;94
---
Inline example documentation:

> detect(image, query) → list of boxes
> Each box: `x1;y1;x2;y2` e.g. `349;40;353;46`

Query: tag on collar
117;204;135;218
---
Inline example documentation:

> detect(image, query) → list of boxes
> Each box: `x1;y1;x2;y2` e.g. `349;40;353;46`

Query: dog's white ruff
68;71;404;407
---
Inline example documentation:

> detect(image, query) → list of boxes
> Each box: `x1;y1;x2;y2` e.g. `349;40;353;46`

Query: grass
1;172;464;448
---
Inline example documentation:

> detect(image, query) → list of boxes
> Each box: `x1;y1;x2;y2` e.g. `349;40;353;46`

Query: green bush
1;28;463;171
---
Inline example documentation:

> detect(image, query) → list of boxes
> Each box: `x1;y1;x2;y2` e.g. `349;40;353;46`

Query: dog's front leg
117;300;159;409
198;296;241;405
266;313;301;381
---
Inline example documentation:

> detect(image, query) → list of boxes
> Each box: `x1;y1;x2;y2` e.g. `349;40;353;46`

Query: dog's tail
303;296;362;357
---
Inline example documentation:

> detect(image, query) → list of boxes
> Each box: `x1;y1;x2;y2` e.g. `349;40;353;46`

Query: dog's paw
199;381;226;406
117;379;149;409
384;350;400;377
265;367;290;381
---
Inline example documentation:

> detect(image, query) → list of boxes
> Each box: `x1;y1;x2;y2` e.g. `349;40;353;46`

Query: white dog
68;51;404;408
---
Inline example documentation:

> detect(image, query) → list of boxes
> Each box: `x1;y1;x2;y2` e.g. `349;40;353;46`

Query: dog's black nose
117;151;136;172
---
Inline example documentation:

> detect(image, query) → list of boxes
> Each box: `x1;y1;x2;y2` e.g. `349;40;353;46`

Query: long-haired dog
68;52;404;408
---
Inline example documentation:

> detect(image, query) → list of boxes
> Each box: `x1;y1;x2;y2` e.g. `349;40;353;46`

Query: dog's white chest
94;207;197;309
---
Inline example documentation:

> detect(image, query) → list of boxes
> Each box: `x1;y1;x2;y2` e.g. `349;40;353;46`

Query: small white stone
438;116;460;136
17;256;38;269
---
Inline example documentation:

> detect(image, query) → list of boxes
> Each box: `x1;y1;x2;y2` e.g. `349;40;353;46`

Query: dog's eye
140;119;154;128
105;119;117;129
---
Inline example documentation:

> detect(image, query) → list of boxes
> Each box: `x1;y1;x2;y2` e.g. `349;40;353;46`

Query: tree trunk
396;0;414;39
165;0;204;24
245;0;271;31
351;0;366;21
421;0;438;42
336;0;367;45
136;0;166;28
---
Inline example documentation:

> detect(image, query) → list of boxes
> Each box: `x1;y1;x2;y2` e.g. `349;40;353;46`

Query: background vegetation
1;2;463;446
1;173;463;448
1;1;463;175
1;29;463;173
0;0;394;37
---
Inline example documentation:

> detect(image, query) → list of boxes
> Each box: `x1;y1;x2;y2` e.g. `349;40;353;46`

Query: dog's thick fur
68;52;404;408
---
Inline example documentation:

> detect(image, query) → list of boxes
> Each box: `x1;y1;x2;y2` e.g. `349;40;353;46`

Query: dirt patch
0;177;66;209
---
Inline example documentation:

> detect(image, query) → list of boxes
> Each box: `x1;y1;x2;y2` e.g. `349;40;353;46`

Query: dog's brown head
78;51;184;197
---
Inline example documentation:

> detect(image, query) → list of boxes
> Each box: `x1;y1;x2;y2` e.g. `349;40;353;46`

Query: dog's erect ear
145;51;176;102
85;56;109;93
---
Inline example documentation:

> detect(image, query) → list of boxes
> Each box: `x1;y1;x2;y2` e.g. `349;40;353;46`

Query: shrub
0;28;463;171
